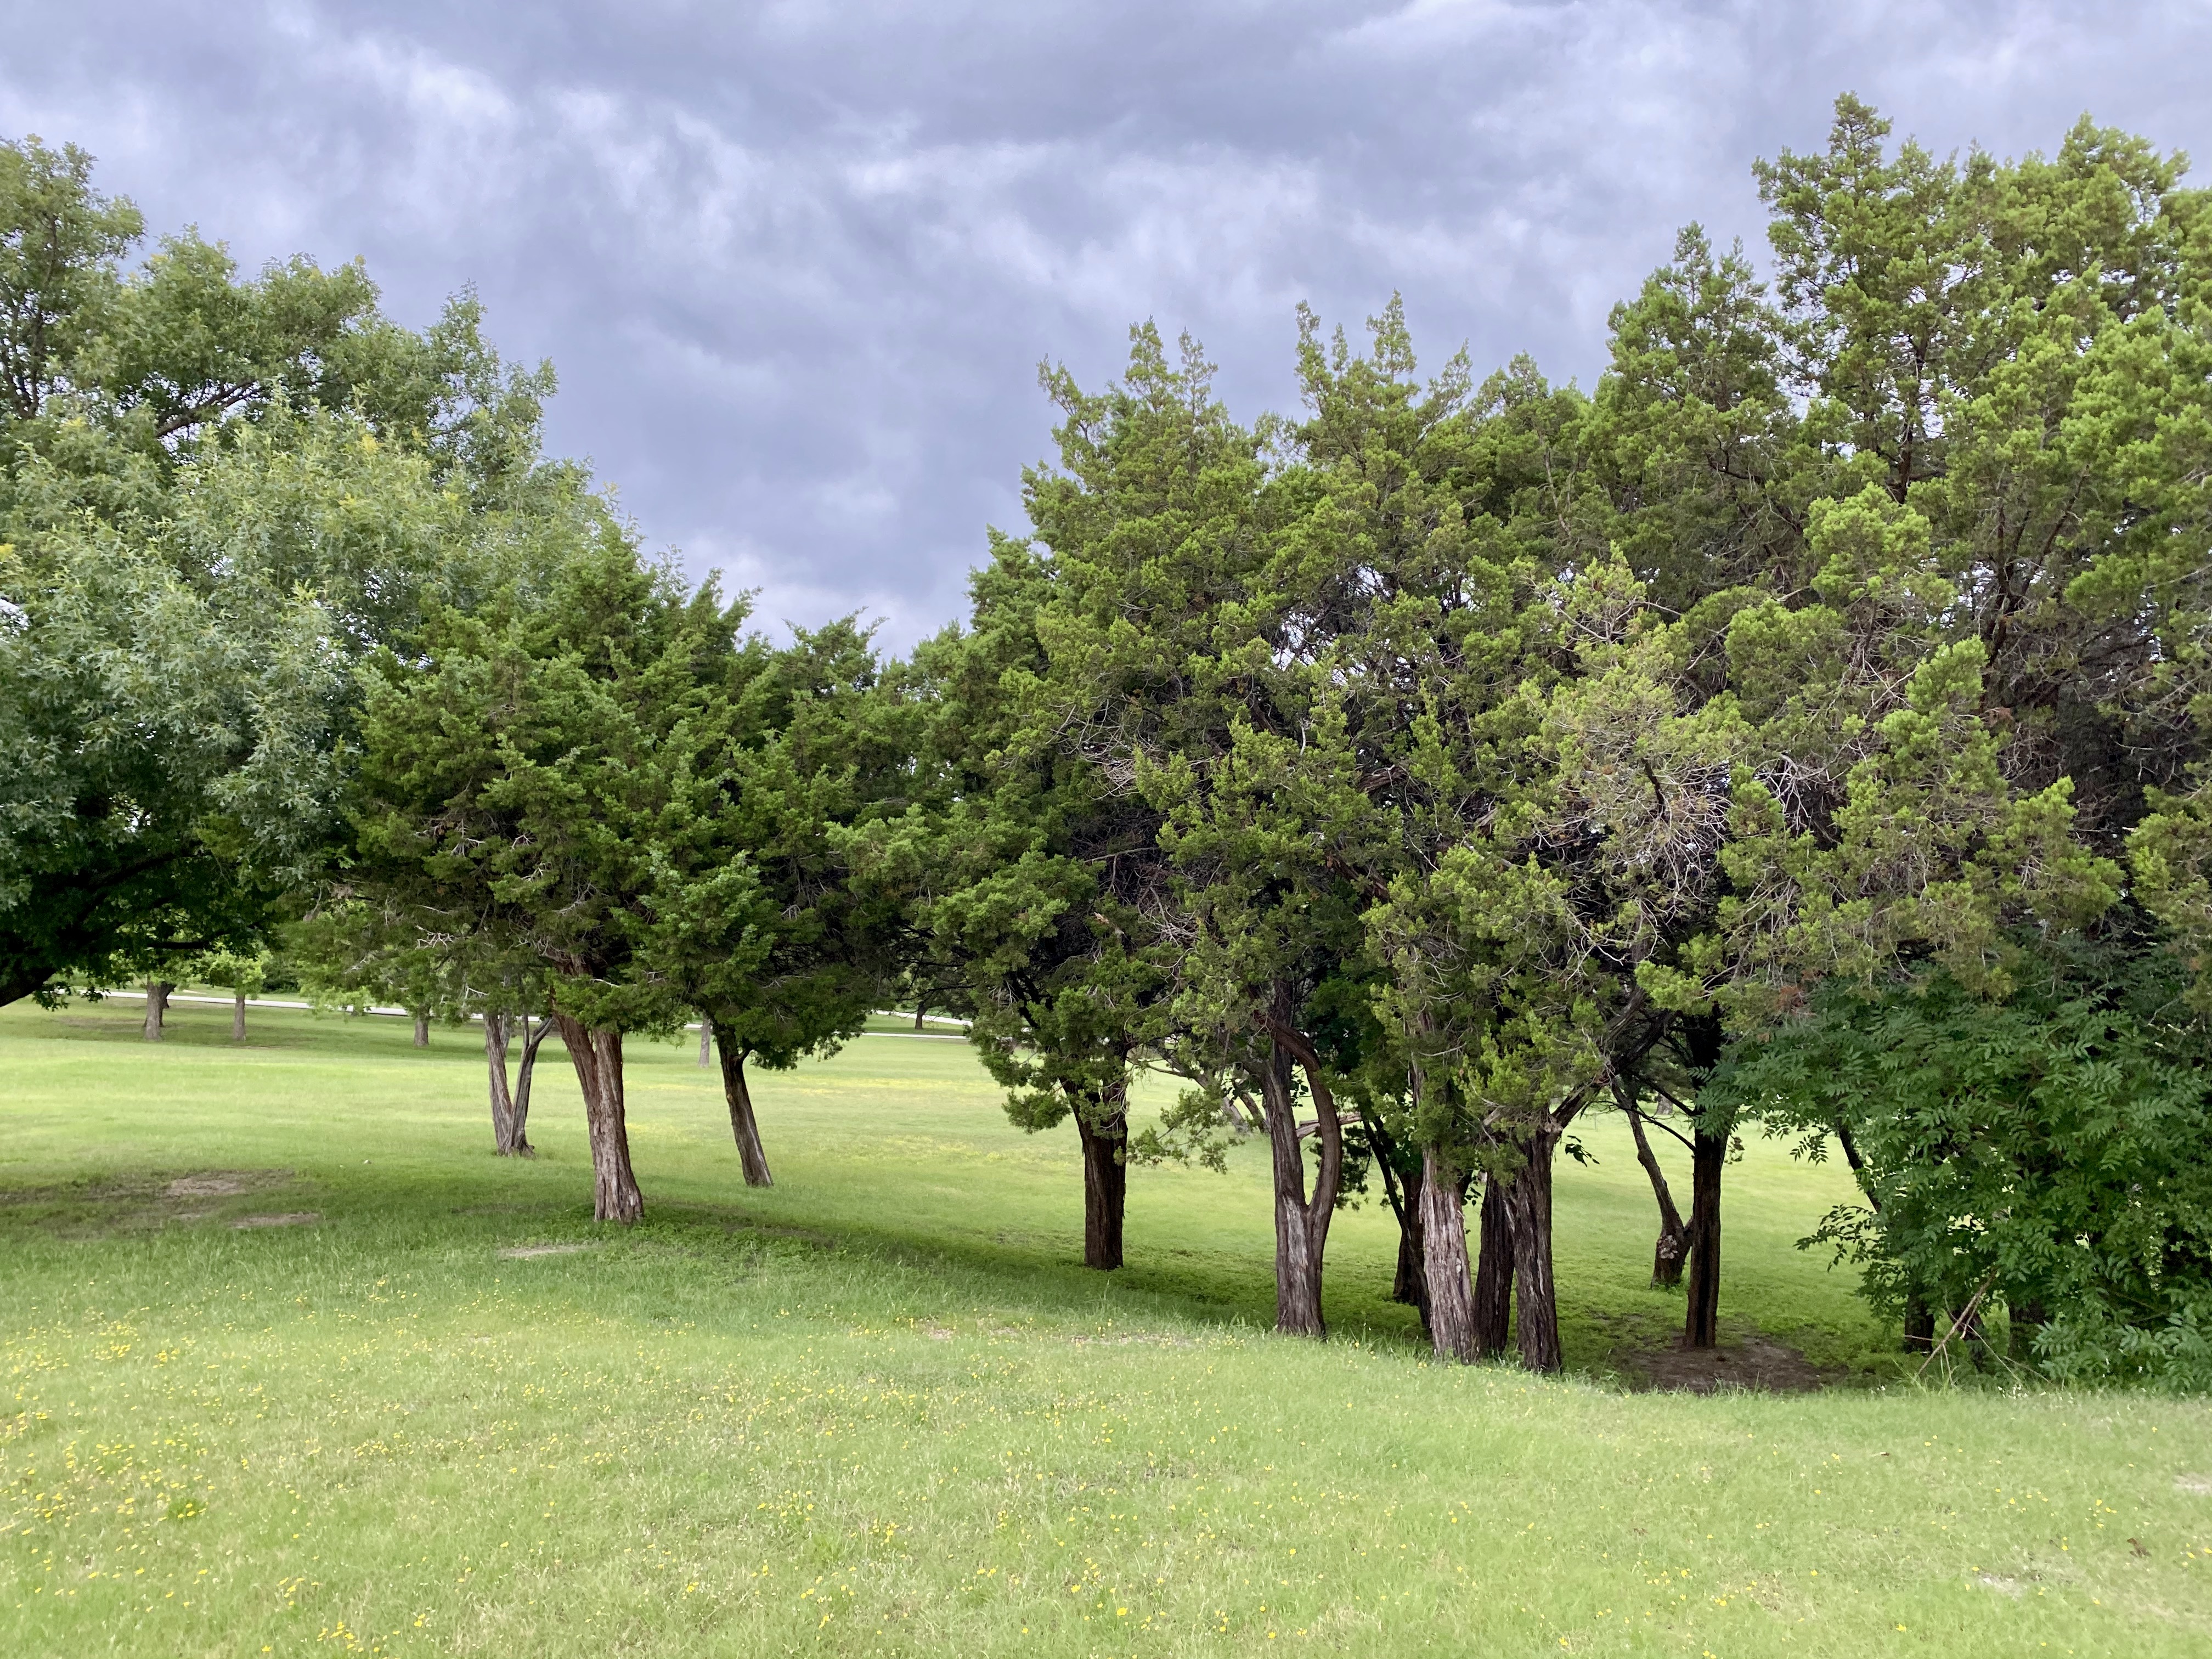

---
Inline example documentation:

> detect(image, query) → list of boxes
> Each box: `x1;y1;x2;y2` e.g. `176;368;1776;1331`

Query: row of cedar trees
330;98;2212;1372
8;100;2211;1373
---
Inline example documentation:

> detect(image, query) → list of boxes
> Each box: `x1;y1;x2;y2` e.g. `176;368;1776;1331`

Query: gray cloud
3;1;2207;647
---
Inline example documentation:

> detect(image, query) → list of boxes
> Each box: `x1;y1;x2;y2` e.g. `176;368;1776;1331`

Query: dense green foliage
9;95;2212;1388
1717;939;2212;1389
0;133;551;1007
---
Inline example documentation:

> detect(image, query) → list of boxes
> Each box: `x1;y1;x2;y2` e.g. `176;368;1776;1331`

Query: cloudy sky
4;2;2207;647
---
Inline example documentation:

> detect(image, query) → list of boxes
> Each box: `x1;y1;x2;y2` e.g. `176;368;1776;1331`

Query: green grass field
3;996;2208;1656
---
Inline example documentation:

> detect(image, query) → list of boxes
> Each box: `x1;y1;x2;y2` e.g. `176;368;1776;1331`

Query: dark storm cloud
2;2;2206;646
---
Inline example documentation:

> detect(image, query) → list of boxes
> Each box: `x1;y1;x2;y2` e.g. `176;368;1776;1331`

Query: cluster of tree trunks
1257;1019;1345;1338
462;996;1745;1364
484;1011;551;1158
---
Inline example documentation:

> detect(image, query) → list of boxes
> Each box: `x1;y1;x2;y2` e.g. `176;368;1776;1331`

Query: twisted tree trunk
1072;1083;1128;1271
715;1038;774;1187
1621;1086;1688;1288
511;1014;550;1150
1472;1173;1515;1359
485;1012;537;1156
555;1013;642;1223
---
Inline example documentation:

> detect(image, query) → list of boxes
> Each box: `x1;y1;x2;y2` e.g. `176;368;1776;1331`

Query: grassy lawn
3;997;2208;1656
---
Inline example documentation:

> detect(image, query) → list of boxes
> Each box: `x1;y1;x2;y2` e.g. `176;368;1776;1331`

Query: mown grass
3;996;2208;1657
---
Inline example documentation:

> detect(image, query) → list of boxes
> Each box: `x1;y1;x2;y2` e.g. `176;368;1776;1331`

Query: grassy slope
2;998;2208;1657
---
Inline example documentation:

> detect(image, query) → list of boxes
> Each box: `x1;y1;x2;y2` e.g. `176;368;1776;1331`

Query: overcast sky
3;2;2207;647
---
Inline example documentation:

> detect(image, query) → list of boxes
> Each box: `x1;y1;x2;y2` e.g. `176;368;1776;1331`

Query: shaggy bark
1419;1142;1478;1363
715;1039;774;1188
1072;1083;1128;1271
1501;1126;1565;1373
556;1012;643;1223
1472;1174;1515;1359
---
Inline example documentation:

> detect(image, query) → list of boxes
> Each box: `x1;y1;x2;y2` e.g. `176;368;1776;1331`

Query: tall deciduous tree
0;133;551;1010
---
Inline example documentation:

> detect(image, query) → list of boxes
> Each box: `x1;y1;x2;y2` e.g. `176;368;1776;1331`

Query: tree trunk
487;1011;513;1148
486;1012;534;1156
697;1014;713;1068
1072;1087;1128;1271
1681;1122;1726;1350
1621;1087;1688;1288
1391;1146;1427;1315
715;1039;774;1188
556;1012;643;1224
1901;1293;1936;1352
1257;1013;1342;1339
1502;1128;1564;1373
511;1014;549;1152
914;1001;927;1032
142;980;172;1041
232;990;247;1042
1419;1143;1478;1363
1472;1172;1516;1360
413;1012;430;1048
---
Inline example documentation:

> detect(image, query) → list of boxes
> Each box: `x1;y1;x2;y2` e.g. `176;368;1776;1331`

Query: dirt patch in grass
0;1168;301;1237
232;1211;320;1229
1613;1333;1833;1394
498;1242;597;1259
